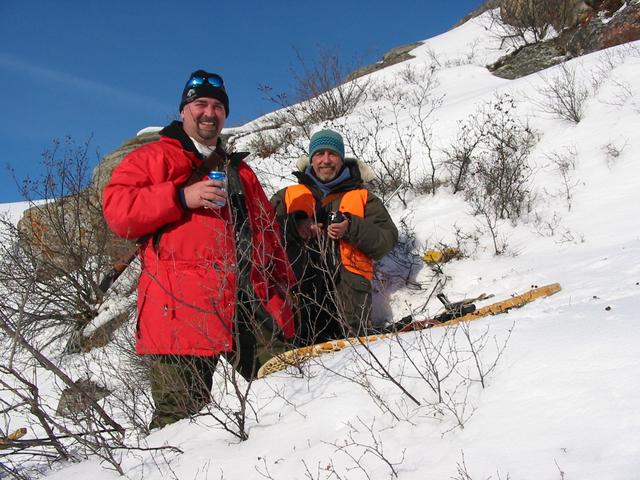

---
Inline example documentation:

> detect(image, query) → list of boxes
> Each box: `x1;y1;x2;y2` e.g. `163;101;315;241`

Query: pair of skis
257;283;561;378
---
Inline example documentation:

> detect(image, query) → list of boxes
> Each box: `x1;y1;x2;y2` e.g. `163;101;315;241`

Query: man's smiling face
311;149;343;182
180;97;226;146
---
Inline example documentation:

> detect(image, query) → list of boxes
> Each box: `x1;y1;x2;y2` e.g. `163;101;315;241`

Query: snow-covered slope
5;11;640;480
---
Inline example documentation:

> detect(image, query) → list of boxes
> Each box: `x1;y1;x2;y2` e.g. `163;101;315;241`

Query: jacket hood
159;121;198;153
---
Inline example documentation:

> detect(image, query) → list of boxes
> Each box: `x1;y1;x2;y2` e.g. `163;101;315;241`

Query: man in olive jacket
271;129;398;345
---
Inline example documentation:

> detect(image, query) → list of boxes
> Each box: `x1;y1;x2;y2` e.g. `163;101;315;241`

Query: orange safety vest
284;185;373;280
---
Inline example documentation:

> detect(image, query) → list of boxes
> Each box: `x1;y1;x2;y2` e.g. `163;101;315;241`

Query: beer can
207;170;227;206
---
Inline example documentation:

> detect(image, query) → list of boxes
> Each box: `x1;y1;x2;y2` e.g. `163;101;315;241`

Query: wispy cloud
0;52;172;113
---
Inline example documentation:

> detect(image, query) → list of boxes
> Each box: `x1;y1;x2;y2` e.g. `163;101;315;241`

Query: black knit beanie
179;69;229;117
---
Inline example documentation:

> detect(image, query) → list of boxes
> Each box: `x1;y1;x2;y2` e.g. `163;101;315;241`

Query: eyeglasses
185;74;225;89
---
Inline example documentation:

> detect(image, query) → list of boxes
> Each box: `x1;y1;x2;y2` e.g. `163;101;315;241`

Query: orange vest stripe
284;184;316;218
337;189;373;280
284;185;373;280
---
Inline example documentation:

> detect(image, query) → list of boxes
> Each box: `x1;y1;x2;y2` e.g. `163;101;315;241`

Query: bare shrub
246;128;294;159
423;40;480;69
328;417;406;478
464;95;536;217
292;49;370;124
402;65;445;196
0;137;116;348
532;211;564;238
409;326;462;404
451;224;482;260
555;459;567;480
532;211;583;244
489;0;577;48
384;318;513;433
414;176;448;196
546;146;578;211
443;94;536;254
602;137;629;168
429;321;513;432
385;326;476;433
257;420;404;479
498;1;553;44
443;118;485;195
340;64;444;206
459;322;513;389
250;49;370;169
275;229;427;418
534;63;590;123
317;340;420;423
0;137;275;477
259;48;370;141
341;107;405;203
0;311;128;477
468;196;510;256
0;139;190;476
263;60;444;208
590;44;640;107
82;322;155;436
453;450;512;480
199;361;254;441
311;307;514;434
590;47;629;93
423;46;444;69
604;79;636;107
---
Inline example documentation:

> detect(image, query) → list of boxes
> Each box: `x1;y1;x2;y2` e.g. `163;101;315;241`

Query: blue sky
0;0;483;203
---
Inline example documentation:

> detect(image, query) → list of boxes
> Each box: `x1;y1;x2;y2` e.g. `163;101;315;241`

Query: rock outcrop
489;1;638;79
499;0;591;32
91;129;161;197
16;131;162;281
347;42;424;81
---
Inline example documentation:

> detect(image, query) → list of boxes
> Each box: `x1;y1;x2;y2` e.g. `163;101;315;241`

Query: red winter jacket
102;123;296;356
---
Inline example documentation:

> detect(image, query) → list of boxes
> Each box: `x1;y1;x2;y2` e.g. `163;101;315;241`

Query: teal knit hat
309;129;345;160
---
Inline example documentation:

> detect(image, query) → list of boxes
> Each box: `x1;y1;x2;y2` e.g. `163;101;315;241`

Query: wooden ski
0;427;27;449
257;283;561;378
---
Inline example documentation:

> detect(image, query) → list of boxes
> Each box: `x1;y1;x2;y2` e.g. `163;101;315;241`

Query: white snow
3;11;640;480
0;200;33;224
136;126;162;136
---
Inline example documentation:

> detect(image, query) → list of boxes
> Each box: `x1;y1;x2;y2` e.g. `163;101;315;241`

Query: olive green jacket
270;158;398;338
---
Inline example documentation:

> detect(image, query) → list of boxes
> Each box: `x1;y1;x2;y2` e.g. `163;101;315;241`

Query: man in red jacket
103;70;296;429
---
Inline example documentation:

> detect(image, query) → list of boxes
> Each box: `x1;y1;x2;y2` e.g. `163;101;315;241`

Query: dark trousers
148;319;261;430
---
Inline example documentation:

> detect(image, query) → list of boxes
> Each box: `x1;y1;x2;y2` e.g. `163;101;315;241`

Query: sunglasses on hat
185;74;225;89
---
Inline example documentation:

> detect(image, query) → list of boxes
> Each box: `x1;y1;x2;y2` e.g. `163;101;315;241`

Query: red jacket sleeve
240;162;297;288
102;143;187;240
